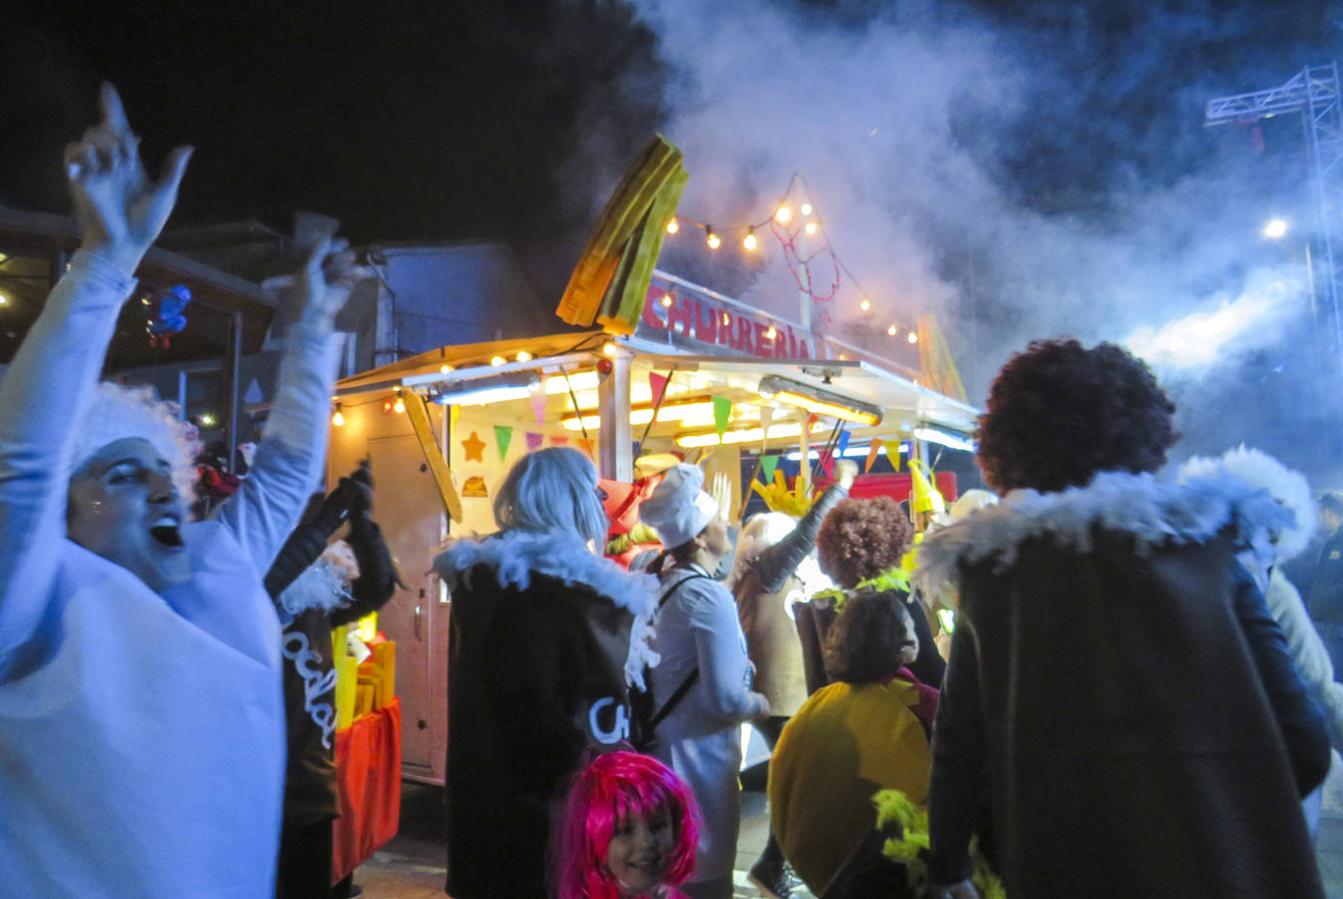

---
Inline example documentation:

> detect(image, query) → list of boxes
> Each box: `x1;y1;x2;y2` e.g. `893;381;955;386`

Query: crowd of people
4;85;1343;899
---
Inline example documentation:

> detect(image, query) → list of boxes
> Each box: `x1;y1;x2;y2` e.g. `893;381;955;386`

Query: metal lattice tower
1206;63;1343;366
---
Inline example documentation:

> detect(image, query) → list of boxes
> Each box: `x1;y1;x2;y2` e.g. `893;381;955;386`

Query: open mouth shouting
149;513;185;549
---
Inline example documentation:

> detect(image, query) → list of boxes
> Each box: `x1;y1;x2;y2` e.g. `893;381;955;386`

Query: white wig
1179;445;1316;563
69;382;198;502
493;447;609;546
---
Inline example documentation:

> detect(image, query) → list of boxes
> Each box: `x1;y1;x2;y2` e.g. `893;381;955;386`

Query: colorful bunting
864;441;882;473
526;432;544;451
883;440;904;471
528;384;548;426
552;435;569;446
494;425;514;461
712;396;732;438
836;429;851;458
760;454;779;481
649;371;669;407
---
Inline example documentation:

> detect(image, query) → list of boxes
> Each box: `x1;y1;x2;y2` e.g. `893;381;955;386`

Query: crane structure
1206;63;1343;367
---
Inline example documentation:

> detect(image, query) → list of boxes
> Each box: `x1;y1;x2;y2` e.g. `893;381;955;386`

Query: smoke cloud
630;0;1343;484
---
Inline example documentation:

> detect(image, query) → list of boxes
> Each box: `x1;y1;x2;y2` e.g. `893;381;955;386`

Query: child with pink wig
556;751;701;899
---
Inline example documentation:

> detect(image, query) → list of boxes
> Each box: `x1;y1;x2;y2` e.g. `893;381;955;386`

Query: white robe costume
0;250;341;897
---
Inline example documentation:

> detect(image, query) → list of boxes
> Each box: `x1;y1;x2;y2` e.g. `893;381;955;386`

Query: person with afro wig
914;338;1330;898
809;495;945;688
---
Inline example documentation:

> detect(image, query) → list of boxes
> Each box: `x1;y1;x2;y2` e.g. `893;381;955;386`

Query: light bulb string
668;171;917;338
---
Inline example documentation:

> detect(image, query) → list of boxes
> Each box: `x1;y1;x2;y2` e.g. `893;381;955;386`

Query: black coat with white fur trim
915;470;1329;898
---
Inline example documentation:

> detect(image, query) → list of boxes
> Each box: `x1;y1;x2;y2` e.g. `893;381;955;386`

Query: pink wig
555;751;700;899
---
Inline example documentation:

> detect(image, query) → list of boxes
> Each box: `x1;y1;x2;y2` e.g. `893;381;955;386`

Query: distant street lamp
1263;218;1289;239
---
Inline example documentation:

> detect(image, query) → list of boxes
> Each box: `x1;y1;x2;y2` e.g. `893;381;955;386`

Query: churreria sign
637;275;814;360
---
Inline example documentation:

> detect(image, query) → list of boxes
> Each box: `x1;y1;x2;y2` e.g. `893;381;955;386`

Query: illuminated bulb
666;217;680;235
804;221;818;236
801;203;813;216
490;355;506;366
765;325;777;340
602;341;619;357
1263;218;1289;239
859;297;871;312
721;312;730;326
440;364;455;374
516;350;533;362
774;206;793;224
393;396;406;414
742;229;759;251
0;294;9;306
887;324;898;337
140;297;150;306
331;407;346;427
199;413;217;427
907;330;919;344
660;294;674;308
706;229;721;250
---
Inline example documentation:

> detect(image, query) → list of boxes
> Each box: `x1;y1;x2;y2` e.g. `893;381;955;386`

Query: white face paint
67;437;191;594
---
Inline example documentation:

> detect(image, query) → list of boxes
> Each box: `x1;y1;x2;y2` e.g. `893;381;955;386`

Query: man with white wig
0;86;361;896
641;463;770;899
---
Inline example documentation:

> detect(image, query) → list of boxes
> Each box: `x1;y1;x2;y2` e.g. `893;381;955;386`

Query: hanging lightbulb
705;228;721;250
804;221;819;236
602;341;620;357
721;312;730;326
516;350;533;362
774;206;793;224
765;325;778;340
859;297;872;312
907;330;919;344
490;354;506;367
392;396;406;414
887;324;898;337
331;404;346;427
660;294;674;308
666;217;680;235
440;364;455;374
801;202;814;216
742;228;759;251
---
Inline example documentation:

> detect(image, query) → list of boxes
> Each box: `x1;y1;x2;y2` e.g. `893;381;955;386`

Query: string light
859;297;871;312
490;355;506;366
440;364;455;374
602;341;620;357
393;396;406;414
705;228;721;250
742;228;759;251
801;202;814;216
804;221;819;236
331;404;346;427
666;217;680;235
765;325;778;340
721;312;730;327
516;350;533;362
887;324;898;336
907;330;919;344
660;294;674;308
774;206;793;224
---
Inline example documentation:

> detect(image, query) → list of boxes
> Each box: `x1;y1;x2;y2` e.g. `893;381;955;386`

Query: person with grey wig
433;447;657;898
0;85;362;896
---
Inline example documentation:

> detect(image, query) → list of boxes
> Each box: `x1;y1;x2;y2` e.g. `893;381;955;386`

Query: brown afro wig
816;496;915;589
977;339;1177;494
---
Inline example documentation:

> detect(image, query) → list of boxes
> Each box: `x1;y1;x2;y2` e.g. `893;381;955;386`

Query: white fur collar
913;469;1292;604
435;529;660;688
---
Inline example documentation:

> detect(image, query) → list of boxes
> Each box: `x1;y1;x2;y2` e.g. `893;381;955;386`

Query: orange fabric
331;698;402;884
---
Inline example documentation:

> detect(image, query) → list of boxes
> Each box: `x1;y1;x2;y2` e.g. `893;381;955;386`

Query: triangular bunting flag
712;396;732;438
884;440;904;471
821;452;835;478
529;384;548;426
760;454;779;481
494;425;513;462
864;441;882;473
526;432;544;451
649;371;669;407
552;435;569;446
836;429;851;458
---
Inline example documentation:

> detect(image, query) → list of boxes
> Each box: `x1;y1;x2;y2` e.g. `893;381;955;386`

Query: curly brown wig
822;588;916;683
816;496;915;590
976;339;1177;494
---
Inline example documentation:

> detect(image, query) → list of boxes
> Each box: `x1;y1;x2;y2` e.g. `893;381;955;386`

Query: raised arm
216;240;368;578
0;85;189;652
752;462;853;594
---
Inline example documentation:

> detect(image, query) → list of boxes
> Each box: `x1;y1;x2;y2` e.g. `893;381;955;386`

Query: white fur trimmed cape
913;469;1295;605
435;529;659;687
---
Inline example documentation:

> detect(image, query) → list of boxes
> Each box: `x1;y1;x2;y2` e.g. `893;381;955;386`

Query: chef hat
639;463;719;550
69;381;198;502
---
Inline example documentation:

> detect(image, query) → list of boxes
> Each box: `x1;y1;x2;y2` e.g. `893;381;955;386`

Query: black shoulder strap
647;571;712;729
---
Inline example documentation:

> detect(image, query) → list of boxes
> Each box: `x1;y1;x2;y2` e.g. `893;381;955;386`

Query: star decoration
461;430;486;462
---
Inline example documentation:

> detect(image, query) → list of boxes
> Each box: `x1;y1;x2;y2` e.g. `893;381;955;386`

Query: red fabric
843;471;959;504
331;699;402;884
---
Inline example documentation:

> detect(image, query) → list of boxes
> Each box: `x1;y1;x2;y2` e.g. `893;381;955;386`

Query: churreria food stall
324;263;979;786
